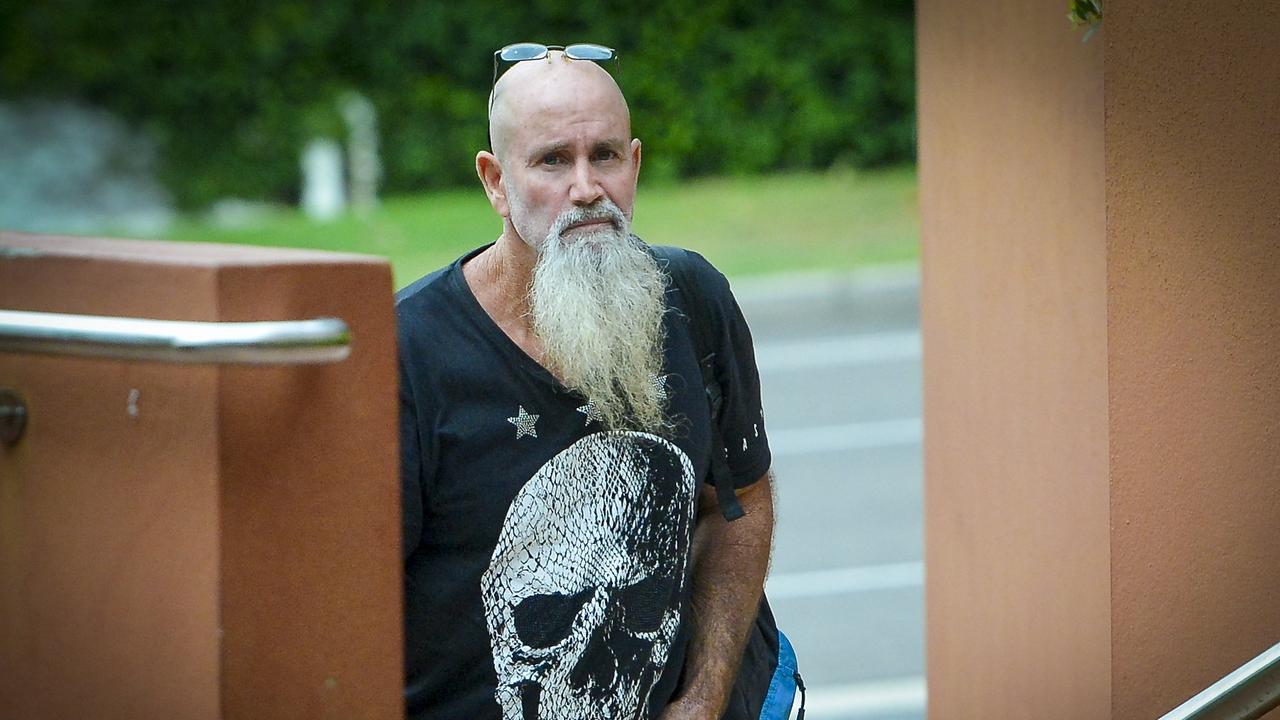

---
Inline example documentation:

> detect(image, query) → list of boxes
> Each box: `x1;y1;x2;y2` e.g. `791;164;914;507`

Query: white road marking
766;562;924;599
756;330;920;372
790;676;927;719
769;417;921;455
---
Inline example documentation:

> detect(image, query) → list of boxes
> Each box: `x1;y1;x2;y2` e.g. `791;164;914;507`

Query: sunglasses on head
491;42;618;90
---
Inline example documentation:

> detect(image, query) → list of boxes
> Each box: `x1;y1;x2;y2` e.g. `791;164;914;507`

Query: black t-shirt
396;244;771;720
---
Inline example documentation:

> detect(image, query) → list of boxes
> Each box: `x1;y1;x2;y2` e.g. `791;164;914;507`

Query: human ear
476;151;510;218
630;138;642;181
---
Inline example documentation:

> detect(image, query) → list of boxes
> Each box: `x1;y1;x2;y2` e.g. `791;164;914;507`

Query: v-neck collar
447;244;569;393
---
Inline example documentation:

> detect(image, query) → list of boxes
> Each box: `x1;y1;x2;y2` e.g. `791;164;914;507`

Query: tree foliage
1;0;915;208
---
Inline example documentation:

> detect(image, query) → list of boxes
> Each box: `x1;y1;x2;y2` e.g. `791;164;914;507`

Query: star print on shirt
508;405;539;439
576;402;604;426
652;375;669;402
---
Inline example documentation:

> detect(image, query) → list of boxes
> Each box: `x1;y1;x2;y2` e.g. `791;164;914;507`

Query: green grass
166;166;918;288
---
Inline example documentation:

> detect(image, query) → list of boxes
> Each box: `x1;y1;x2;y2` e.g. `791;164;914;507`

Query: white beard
519;198;670;433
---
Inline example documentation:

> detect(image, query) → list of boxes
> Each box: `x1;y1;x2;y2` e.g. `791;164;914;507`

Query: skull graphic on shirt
481;431;697;720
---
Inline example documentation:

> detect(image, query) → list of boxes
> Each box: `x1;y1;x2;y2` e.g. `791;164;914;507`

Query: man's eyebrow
528;141;571;160
592;138;628;154
527;138;628;161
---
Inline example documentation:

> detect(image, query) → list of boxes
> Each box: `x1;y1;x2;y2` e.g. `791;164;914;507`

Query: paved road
734;266;923;720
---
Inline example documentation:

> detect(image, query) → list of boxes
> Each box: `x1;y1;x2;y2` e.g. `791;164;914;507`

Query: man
397;47;774;720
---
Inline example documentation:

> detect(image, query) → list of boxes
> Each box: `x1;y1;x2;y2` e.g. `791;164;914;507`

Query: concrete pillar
0;234;401;719
919;1;1280;718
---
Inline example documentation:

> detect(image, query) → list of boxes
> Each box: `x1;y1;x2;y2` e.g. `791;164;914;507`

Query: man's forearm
670;472;774;717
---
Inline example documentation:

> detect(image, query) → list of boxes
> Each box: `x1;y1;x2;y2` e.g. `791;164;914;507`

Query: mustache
549;200;627;238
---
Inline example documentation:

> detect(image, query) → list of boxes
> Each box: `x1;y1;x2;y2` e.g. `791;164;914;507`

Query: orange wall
1105;2;1280;717
921;0;1280;717
918;1;1110;717
921;2;1111;712
0;234;402;719
0;242;223;719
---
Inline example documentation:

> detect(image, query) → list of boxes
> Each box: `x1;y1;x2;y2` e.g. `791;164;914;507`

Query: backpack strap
650;244;746;522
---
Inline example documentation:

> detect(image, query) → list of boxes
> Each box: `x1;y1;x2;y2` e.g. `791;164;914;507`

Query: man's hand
663;471;774;718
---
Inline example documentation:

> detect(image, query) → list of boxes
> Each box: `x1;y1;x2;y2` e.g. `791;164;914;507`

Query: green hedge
1;0;914;208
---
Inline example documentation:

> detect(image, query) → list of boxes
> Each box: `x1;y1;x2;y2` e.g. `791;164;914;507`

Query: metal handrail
1159;640;1280;720
0;310;350;365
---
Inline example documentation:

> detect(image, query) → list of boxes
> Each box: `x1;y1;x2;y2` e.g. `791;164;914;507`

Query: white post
300;138;345;221
340;93;381;215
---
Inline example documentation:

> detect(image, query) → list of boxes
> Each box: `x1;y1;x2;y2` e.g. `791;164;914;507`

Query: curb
729;262;920;305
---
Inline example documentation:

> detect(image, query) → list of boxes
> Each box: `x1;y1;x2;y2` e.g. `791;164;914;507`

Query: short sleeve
688;251;772;489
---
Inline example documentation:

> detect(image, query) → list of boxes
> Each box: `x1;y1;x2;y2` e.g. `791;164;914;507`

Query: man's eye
541;153;563;166
592;149;618;162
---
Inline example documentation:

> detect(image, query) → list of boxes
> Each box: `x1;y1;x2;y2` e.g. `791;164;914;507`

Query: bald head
488;52;631;162
475;51;642;254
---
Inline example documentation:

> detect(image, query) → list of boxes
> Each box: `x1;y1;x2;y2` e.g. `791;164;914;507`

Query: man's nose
568;158;604;206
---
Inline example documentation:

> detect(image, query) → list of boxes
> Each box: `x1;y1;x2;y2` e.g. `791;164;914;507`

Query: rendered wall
0;238;223;719
1105;3;1280;717
917;2;1110;718
0;234;401;719
921;1;1280;718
